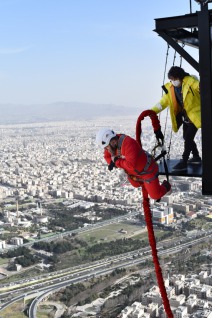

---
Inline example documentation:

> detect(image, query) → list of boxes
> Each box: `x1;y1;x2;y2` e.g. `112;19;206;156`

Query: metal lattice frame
154;3;212;195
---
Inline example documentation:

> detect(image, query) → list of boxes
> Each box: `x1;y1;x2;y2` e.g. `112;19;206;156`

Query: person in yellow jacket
151;66;201;171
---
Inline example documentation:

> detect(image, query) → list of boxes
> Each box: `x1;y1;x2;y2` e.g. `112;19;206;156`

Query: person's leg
173;122;199;171
191;142;200;158
182;122;198;162
144;178;171;200
141;162;171;200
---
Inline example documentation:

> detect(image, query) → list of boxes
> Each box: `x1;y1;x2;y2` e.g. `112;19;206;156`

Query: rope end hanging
141;185;173;318
137;112;173;317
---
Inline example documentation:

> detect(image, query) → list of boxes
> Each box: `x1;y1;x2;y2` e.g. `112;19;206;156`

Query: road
0;231;211;318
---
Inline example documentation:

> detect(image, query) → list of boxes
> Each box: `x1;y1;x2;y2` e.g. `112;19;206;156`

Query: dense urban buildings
0;117;211;317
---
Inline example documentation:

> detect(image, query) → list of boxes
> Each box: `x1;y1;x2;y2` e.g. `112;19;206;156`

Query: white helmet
96;128;116;149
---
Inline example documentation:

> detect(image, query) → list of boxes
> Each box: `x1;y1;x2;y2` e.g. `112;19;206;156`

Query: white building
0;240;6;249
175;305;188;318
118;302;150;318
10;237;24;246
170;294;186;308
152;207;174;225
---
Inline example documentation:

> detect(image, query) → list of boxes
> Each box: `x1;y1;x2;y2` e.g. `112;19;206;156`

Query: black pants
182;121;199;162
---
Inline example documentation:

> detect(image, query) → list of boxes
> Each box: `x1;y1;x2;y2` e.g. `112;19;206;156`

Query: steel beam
198;4;212;194
154;13;198;30
157;31;199;71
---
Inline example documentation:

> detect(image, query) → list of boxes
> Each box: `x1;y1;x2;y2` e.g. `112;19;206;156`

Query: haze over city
0;0;207;113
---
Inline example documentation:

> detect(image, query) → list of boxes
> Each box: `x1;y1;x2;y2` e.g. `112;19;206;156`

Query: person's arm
192;78;200;95
104;149;112;164
151;96;169;114
151;83;170;114
114;137;141;171
149;90;170;144
104;149;116;171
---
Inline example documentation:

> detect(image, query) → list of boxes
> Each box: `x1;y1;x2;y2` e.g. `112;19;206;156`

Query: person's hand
154;129;164;145
111;156;119;163
108;161;116;171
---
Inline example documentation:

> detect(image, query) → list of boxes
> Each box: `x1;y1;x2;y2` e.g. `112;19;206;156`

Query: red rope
137;110;173;317
136;109;161;146
142;185;173;317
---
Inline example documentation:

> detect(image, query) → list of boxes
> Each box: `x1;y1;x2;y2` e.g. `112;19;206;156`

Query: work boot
188;156;202;164
162;180;171;194
172;159;187;171
156;180;171;202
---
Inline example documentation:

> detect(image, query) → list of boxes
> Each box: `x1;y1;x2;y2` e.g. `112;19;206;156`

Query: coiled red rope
136;110;173;318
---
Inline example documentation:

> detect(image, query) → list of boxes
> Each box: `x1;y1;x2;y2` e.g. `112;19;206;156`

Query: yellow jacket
151;75;201;132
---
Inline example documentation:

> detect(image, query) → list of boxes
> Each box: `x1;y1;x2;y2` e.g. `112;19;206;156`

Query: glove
154;129;164;145
108;161;116;171
111;156;119;163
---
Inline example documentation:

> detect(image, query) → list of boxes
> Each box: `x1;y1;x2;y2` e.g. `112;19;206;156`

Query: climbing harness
117;134;159;184
117;134;126;157
136;110;173;318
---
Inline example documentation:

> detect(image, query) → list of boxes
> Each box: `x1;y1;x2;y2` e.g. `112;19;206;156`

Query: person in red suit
96;128;171;200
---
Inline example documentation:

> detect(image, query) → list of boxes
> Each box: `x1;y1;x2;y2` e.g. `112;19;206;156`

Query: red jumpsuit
104;134;168;200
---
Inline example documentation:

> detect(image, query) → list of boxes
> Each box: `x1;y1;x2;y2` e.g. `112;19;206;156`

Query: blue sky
0;0;208;108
